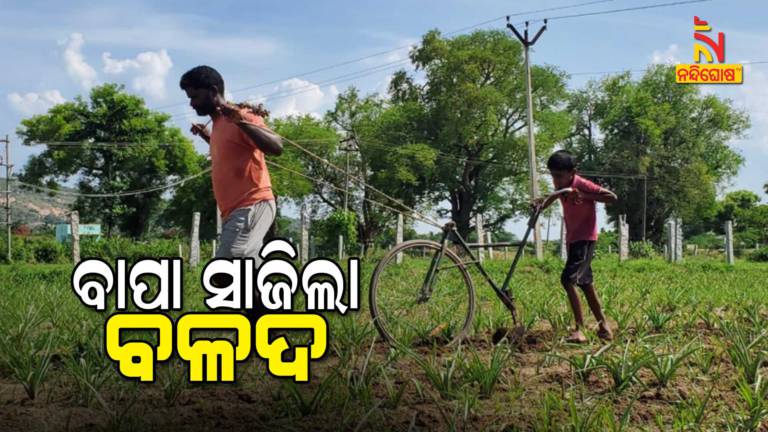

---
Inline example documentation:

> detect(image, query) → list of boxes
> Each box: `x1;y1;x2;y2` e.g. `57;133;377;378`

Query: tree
565;65;749;242
271;114;339;204
713;190;767;248
389;29;570;238
326;88;438;252
17;84;199;238
161;154;217;239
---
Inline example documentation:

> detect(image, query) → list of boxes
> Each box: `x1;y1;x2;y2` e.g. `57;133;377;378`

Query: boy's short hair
547;150;577;171
179;65;225;95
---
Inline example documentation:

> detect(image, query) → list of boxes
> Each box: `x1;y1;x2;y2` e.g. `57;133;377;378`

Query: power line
25;141;186;148
153;0;621;112
13;167;211;198
539;0;711;22
266;159;437;226
168;0;717;123
279;135;442;227
22;58;768;150
287;136;653;177
170;58;413;122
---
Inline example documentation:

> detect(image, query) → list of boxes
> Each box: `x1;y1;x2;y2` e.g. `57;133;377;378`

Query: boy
535;150;616;343
180;65;283;321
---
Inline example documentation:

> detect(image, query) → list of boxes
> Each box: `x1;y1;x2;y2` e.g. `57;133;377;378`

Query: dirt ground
0;323;748;432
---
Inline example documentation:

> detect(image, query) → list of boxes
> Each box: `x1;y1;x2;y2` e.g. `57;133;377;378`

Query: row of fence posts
65;208;739;266
664;217;736;265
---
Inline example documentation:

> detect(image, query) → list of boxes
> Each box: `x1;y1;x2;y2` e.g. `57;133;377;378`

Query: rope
278;136;443;227
267;159;442;228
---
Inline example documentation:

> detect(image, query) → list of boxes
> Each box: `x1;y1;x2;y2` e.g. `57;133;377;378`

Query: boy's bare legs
580;283;613;340
563;282;588;343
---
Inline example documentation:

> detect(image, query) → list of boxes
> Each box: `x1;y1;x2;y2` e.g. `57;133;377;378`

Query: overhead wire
152;0;623;112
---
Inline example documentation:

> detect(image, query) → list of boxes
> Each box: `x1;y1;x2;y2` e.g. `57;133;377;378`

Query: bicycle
368;188;573;347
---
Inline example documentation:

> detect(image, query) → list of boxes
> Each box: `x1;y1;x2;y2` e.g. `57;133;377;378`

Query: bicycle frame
419;188;571;324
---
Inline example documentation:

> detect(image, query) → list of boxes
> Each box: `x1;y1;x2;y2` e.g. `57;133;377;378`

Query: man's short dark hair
547;150;577;171
179;65;225;95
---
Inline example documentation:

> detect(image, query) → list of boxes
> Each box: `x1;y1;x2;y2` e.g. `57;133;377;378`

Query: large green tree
565;65;749;242
17;84;199;238
713;190;768;248
325;88;438;252
388;29;570;238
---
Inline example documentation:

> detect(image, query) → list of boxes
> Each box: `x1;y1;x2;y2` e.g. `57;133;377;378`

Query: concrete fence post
559;217;567;262
725;220;735;265
396;213;404;264
190;212;200;267
666;219;676;262
675;217;684;263
618;214;629;262
300;203;309;265
475;214;485;263
70;211;80;265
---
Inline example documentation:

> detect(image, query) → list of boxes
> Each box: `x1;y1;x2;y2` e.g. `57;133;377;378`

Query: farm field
1;256;767;431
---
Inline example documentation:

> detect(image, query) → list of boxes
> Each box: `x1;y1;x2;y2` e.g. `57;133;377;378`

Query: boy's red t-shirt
559;174;602;245
210;110;274;220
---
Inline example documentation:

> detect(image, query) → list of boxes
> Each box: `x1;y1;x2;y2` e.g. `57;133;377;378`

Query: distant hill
1;177;75;227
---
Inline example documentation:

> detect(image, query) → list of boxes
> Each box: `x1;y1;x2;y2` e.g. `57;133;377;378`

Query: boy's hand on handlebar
530;197;545;211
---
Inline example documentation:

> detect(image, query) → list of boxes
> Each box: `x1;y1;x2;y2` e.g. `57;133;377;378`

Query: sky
1;0;766;238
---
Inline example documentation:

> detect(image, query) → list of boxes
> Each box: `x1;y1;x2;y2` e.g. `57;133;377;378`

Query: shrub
748;247;768;262
595;230;618;256
629;240;657;258
0;236;67;264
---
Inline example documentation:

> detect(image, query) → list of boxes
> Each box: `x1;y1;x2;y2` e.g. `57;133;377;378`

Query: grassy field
0;255;767;431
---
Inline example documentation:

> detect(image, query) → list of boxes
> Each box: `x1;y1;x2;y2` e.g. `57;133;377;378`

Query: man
535;150;616;343
180;65;282;321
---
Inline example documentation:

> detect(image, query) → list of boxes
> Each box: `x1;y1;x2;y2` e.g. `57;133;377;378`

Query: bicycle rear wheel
369;240;475;347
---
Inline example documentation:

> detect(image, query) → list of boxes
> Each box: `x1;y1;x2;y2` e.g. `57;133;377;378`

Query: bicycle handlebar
537;187;573;209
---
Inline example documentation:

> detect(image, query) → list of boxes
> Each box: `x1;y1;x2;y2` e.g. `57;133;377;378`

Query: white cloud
102;49;173;100
650;44;681;65
7;90;65;115
250;78;339;119
735;65;768;154
4;7;278;61
60;33;97;89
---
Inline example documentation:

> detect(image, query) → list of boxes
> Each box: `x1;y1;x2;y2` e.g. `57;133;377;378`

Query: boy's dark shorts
561;240;596;287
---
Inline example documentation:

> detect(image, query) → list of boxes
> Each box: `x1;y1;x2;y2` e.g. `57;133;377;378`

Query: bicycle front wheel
369;240;475;347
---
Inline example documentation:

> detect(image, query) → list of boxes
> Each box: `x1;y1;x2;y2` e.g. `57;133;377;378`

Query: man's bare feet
566;330;588;344
597;323;614;341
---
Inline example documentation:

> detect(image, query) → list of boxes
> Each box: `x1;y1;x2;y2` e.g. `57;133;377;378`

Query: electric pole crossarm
506;19;526;42
529;20;548;45
506;18;548;46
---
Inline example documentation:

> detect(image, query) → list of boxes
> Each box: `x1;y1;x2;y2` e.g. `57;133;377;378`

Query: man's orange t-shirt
210;110;274;220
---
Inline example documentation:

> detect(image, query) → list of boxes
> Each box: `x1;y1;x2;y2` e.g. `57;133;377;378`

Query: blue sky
1;0;766;237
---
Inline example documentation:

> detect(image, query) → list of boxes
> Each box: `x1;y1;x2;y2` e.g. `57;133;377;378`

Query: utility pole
339;136;357;212
339;136;357;259
1;135;11;262
507;17;547;260
642;175;648;242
